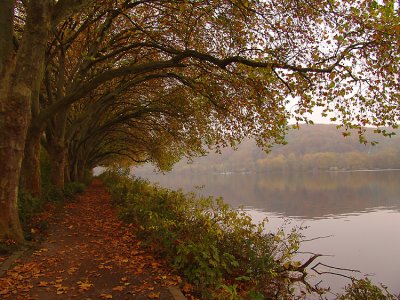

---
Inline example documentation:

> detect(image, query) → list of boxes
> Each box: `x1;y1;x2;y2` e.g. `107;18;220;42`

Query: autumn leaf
38;281;49;287
77;281;94;291
0;289;10;295
112;285;125;291
147;292;160;299
67;267;78;274
182;282;193;293
55;285;68;295
100;294;113;299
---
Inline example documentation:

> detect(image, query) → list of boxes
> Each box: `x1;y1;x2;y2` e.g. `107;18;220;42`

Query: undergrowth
338;278;399;300
101;169;312;299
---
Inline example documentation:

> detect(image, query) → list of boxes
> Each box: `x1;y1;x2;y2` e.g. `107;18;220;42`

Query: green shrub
18;190;44;226
101;171;306;299
82;169;93;185
41;184;64;203
338;278;399;300
64;182;86;198
0;239;19;255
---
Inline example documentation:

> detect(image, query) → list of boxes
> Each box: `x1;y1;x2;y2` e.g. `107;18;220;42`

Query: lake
133;169;400;297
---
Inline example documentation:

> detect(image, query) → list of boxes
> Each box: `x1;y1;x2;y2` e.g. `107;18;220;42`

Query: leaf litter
0;180;182;299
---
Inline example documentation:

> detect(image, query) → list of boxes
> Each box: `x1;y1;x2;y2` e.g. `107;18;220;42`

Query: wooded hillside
135;124;400;174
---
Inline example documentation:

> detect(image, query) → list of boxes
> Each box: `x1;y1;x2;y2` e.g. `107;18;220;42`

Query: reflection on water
133;169;400;295
134;170;400;219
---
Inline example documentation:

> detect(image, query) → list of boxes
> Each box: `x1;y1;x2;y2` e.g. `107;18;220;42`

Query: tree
0;0;95;242
0;0;52;243
1;0;399;242
65;77;211;179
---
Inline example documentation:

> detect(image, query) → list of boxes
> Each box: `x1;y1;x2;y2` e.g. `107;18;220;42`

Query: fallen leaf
135;268;143;275
112;286;125;291
77;281;94;291
0;289;10;295
56;286;68;295
147;292;160;299
182;282;192;293
67;267;78;274
100;294;113;299
38;281;49;287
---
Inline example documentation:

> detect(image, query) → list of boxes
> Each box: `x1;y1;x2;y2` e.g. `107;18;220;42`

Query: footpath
0;180;186;300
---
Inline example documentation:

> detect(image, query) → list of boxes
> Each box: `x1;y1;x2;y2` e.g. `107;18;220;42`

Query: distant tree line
156;125;400;174
255;148;400;172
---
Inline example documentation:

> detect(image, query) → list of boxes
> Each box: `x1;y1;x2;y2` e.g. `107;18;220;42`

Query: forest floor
0;180;186;300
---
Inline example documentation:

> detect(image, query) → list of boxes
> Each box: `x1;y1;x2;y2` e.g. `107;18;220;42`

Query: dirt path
0;180;184;300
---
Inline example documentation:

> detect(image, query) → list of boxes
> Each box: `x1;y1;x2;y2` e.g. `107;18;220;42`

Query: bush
82;169;93;185
101;171;307;299
41;184;64;203
338;278;399;300
0;239;19;255
18;190;45;227
63;182;86;198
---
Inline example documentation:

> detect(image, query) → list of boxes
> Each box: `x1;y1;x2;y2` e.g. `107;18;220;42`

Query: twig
301;235;334;242
297;251;334;257
312;270;355;281
312;262;361;273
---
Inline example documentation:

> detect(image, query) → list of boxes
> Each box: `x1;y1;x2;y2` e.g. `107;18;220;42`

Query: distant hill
271;124;399;155
134;124;400;174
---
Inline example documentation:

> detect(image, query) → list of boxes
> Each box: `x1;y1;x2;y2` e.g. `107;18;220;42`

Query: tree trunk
77;163;86;183
46;108;68;190
64;150;71;184
0;86;26;241
0;1;51;242
71;161;78;182
0;0;14;74
70;155;81;183
48;141;66;190
20;126;42;197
